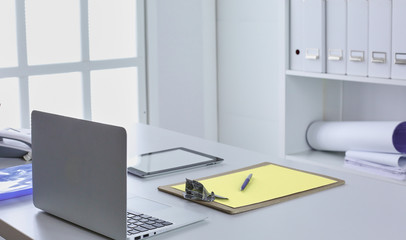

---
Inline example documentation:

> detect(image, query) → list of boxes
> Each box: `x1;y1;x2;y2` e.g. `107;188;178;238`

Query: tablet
127;147;223;178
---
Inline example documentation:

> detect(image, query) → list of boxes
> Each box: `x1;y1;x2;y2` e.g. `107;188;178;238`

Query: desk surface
1;124;405;240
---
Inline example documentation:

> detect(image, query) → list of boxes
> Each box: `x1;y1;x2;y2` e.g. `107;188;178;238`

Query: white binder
326;0;346;75
391;0;406;80
347;0;368;76
290;0;304;71
368;0;392;78
302;0;326;73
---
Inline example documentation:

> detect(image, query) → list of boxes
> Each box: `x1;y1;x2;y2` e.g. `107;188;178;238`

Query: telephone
0;128;32;161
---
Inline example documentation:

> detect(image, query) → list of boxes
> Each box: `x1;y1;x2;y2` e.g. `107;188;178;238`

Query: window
0;0;146;130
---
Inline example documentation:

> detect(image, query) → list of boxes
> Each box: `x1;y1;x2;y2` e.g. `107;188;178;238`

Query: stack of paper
344;151;406;180
306;121;406;180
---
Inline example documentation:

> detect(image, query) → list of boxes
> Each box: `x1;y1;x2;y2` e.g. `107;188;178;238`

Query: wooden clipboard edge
158;162;345;214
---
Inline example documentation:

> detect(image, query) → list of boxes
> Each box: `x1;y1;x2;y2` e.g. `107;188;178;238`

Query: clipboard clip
183;179;228;202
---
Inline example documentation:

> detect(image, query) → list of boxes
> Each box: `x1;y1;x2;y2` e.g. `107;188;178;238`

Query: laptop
31;111;207;240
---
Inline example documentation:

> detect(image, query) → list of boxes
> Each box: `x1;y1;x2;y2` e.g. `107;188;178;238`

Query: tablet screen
127;148;223;177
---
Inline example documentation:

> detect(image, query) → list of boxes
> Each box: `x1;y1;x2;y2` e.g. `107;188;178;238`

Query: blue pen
240;173;253;191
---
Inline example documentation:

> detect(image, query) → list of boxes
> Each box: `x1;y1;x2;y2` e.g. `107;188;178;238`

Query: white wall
145;0;217;140
217;0;285;155
342;82;406;121
146;0;285;156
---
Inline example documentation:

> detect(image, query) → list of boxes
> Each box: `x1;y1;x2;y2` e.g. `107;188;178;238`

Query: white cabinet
282;1;406;184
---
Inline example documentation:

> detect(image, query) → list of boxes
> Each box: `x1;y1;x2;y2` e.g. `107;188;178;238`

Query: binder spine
326;0;347;75
368;0;392;78
391;0;406;80
347;0;369;77
302;0;326;73
290;0;304;71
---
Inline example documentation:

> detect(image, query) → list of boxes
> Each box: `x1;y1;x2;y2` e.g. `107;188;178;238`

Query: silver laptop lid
32;111;127;239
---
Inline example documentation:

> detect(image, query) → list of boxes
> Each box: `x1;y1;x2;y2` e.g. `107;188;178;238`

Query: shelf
285;150;406;186
286;70;406;87
283;2;406;186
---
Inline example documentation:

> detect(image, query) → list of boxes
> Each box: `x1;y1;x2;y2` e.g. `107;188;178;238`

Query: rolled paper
306;121;406;153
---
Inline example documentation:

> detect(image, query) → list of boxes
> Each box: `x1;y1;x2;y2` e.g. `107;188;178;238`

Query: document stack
344;151;406;181
306;121;406;180
290;0;406;80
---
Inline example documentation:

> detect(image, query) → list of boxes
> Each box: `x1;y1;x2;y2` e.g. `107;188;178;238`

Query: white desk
1;124;405;240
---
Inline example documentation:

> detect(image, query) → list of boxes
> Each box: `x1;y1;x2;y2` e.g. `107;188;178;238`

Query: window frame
0;0;147;128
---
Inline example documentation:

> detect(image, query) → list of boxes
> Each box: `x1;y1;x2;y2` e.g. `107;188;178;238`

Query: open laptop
31;111;207;239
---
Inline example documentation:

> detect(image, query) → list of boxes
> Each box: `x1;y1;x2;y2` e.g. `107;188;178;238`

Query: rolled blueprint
306;121;406;154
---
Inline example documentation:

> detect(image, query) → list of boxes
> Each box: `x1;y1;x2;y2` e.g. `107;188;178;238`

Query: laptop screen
31;111;128;239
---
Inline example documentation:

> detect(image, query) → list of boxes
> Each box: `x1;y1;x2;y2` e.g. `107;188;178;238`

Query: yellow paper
172;164;337;208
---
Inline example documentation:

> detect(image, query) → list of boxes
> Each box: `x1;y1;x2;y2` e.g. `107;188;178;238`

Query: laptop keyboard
127;212;173;236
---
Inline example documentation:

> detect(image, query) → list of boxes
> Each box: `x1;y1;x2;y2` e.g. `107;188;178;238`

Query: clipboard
158;162;345;214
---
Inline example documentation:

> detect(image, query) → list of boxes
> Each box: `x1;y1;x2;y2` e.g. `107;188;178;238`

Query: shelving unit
282;1;406;185
286;70;406;87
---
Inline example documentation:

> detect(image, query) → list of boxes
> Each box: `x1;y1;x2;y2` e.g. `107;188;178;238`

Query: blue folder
0;164;32;201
